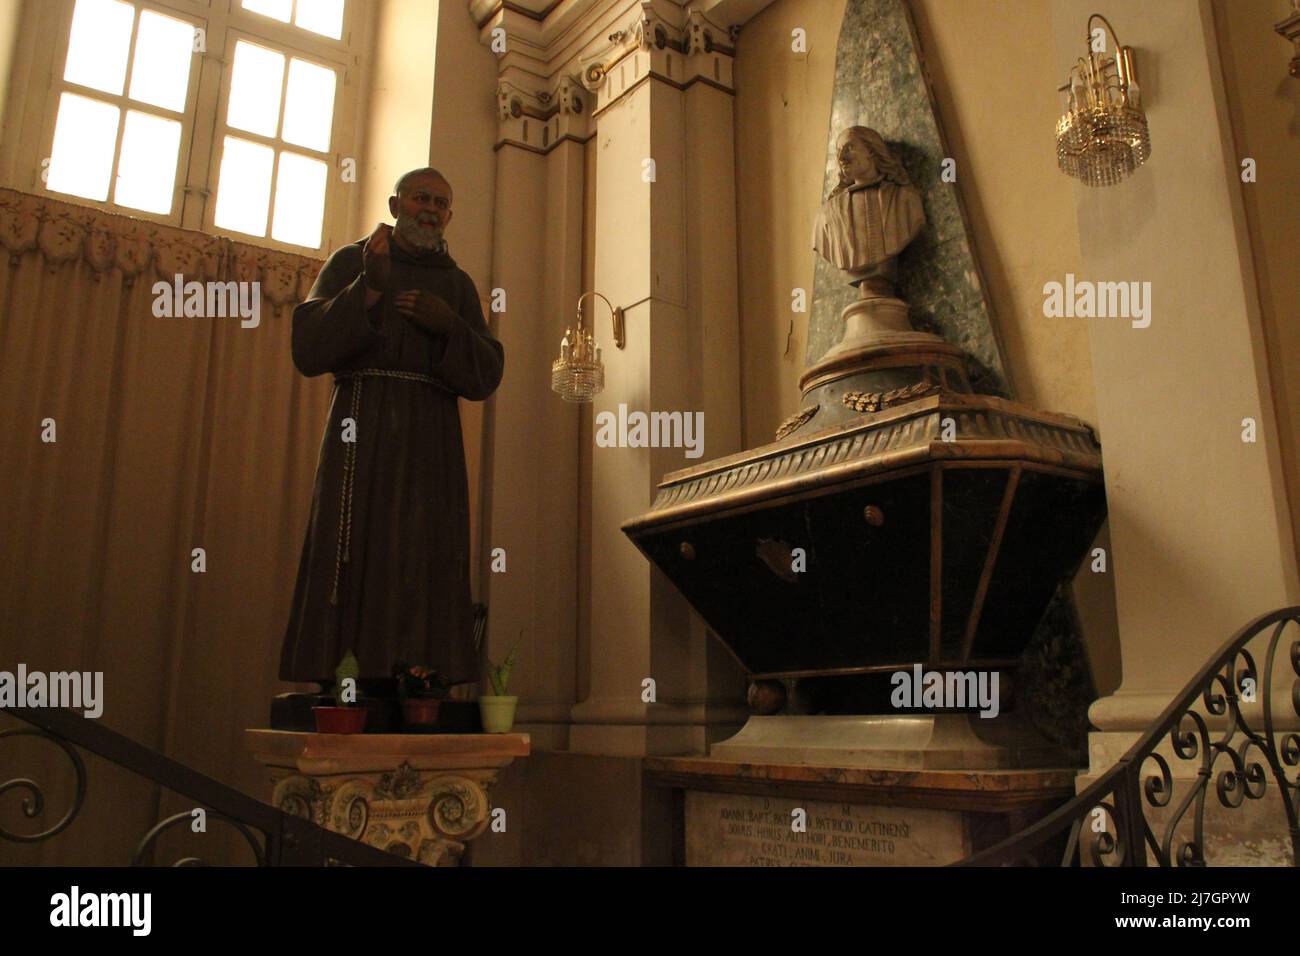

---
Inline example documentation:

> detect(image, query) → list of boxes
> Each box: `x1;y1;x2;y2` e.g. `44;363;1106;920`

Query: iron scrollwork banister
0;705;418;866
956;606;1300;867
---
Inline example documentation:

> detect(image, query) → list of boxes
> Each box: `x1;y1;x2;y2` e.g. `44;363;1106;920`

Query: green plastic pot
478;695;517;733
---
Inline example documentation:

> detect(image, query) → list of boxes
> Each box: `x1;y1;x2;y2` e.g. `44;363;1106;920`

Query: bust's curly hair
830;127;911;197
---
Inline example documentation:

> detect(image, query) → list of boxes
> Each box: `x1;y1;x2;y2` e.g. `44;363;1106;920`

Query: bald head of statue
389;167;453;252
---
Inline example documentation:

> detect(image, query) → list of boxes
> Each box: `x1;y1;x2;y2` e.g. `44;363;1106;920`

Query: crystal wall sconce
1056;13;1151;187
551;291;626;403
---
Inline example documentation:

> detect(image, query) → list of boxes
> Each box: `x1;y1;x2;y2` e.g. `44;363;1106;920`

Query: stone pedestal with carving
246;730;529;866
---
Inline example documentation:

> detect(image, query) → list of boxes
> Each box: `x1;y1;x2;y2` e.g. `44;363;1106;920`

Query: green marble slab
808;0;1009;397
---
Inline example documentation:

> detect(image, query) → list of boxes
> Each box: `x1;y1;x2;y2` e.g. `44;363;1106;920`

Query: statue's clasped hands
362;222;457;335
395;290;457;336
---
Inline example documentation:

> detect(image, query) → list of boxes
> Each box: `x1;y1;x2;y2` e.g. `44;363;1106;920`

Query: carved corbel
643;11;682;53
554;73;589;119
578;14;649;92
497;72;589;122
496;72;592;152
685;10;735;57
1277;3;1300;78
497;76;551;123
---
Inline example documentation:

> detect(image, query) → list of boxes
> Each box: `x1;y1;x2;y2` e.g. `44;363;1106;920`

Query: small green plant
334;650;360;706
485;643;519;696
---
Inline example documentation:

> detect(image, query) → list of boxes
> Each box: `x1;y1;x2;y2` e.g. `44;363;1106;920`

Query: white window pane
64;0;135;96
271;152;327;248
227;41;284;138
295;0;345;40
214;136;274;237
114;111;182;214
128;10;194;112
47;93;120;201
281;59;336;152
242;0;291;23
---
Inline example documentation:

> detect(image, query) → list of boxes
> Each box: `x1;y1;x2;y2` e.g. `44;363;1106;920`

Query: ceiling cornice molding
470;0;770;62
476;0;755;152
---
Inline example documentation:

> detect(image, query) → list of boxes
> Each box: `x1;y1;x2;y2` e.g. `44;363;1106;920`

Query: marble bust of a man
813;127;925;300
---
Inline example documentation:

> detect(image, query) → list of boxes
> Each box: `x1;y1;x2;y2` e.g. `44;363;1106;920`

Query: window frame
28;0;369;255
38;0;207;225
205;26;345;251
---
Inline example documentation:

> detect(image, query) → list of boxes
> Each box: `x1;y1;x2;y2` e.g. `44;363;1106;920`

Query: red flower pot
401;698;441;729
313;706;368;734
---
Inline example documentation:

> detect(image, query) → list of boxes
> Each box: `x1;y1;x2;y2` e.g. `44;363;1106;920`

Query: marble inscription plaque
685;791;967;867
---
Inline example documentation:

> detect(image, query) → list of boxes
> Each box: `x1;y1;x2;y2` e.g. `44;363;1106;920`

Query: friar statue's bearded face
389;171;454;251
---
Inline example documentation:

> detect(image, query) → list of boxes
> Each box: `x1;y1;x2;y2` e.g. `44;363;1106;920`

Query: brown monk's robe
280;238;504;683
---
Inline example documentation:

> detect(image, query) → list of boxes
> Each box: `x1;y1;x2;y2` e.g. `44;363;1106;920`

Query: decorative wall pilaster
474;0;757;756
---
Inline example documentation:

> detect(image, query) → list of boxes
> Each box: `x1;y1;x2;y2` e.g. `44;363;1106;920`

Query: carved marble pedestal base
246;730;529;866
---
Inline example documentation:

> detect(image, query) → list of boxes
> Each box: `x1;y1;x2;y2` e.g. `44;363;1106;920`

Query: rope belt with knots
327;368;451;606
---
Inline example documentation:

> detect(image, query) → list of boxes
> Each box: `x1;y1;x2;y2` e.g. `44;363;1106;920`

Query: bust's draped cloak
281;239;504;683
812;180;925;274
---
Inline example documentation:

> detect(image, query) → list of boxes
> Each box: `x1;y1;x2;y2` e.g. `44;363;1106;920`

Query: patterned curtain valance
0;188;326;308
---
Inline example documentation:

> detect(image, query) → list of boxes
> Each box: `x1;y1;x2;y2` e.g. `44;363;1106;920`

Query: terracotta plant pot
478;695;518;733
401;698;441;729
313;706;368;734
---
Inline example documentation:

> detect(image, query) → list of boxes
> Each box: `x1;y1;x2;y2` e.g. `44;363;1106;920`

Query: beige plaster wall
734;0;847;448
427;0;499;290
0;0;36;188
359;0;436;232
1213;0;1300;571
0;0;19;137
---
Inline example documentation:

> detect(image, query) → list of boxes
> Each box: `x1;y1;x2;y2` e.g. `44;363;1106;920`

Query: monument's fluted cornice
622;392;1104;532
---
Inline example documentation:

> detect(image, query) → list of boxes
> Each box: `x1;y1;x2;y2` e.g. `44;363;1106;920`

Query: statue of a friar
280;166;504;686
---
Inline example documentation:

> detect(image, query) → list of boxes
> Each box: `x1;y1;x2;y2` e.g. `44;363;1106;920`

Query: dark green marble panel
808;0;1009;396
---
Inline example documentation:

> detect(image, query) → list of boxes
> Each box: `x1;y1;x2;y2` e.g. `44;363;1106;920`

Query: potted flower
313;651;368;734
393;662;454;730
479;643;519;733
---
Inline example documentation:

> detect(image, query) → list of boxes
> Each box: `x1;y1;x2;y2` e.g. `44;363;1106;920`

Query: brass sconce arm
575;291;626;350
1086;12;1119;51
1058;13;1137;106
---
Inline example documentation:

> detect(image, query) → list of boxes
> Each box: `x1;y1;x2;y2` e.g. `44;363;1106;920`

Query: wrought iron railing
1;705;417;866
958;606;1300;866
